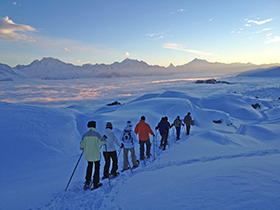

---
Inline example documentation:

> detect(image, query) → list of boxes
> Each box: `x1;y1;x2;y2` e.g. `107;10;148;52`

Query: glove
121;143;124;148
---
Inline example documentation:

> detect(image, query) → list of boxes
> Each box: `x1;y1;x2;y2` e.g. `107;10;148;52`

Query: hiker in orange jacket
134;116;155;160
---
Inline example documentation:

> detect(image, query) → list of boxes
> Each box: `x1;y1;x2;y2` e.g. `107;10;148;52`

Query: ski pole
105;144;111;186
153;135;155;161
65;151;84;191
117;147;122;159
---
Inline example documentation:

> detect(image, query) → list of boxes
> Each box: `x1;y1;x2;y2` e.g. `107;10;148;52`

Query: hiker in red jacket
134;116;155;160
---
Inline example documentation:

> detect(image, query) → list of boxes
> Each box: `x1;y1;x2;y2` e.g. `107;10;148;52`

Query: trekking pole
105;144;111;186
117;147;122;158
65;151;83;191
168;132;170;149
153;135;155;161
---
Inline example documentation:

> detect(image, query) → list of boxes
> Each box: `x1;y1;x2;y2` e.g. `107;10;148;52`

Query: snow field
0;76;280;209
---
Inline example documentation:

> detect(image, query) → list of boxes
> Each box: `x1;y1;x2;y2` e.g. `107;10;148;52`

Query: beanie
87;121;96;128
126;120;132;127
106;122;113;129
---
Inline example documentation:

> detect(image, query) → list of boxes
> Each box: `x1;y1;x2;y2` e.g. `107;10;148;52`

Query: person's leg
176;127;180;139
187;125;190;135
146;139;151;157
162;133;168;150
130;147;138;167
103;152;110;177
140;140;145;160
160;134;163;148
123;148;129;170
85;161;93;185
93;161;100;188
111;151;118;175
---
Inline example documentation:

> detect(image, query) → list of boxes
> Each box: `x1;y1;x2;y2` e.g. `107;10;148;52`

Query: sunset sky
0;0;279;67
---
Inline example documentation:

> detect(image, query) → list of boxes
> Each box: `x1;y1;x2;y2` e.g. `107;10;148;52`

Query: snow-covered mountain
176;58;278;76
14;57;82;80
237;66;280;77
1;57;279;80
0;63;23;81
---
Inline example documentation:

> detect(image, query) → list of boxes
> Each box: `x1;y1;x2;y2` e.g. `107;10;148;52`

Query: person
102;122;123;179
134;116;155;160
183;112;192;135
172;116;184;140
80;121;106;190
156;117;169;150
164;116;172;145
121;120;139;171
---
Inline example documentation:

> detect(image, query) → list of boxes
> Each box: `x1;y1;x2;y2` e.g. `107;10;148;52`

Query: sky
0;0;279;67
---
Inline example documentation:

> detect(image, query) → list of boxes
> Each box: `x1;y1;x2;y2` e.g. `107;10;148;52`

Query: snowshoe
91;183;102;190
83;184;91;190
121;168;130;172
111;172;120;177
132;165;139;169
102;175;109;180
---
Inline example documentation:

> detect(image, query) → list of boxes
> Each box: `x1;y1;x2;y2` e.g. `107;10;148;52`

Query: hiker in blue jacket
156;117;169;150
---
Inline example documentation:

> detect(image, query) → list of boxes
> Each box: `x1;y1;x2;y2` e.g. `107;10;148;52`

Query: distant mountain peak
168;63;175;68
188;58;210;64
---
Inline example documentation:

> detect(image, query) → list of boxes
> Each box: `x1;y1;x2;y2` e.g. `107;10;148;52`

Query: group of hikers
79;113;192;190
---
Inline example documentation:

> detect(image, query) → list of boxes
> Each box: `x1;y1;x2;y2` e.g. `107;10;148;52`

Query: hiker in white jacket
102;122;123;179
121;121;139;172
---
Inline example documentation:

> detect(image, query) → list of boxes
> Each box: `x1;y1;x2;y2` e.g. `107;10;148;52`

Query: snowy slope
0;75;280;209
0;63;23;81
237;66;280;77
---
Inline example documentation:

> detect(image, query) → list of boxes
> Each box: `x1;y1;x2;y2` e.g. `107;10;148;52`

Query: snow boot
91;183;102;190
102;175;109;180
83;184;91;190
111;172;120;177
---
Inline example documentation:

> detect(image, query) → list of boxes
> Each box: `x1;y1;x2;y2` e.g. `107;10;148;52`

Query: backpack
174;119;181;127
122;130;133;144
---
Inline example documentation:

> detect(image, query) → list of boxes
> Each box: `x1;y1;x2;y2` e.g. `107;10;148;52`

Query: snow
237;66;280;77
0;72;280;210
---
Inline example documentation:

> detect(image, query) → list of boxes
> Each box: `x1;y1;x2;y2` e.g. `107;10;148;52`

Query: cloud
265;36;280;44
0;16;35;41
125;52;129;56
247;18;273;25
64;48;71;51
146;30;169;39
163;43;213;56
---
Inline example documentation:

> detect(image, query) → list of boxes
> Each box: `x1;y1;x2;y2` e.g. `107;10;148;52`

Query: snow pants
160;133;168;149
85;161;100;187
175;126;181;138
123;147;138;170
139;139;151;160
186;124;190;135
103;151;118;177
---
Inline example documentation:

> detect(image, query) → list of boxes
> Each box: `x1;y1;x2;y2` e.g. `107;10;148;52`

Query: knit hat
106;122;113;129
126;120;132;127
87;121;96;128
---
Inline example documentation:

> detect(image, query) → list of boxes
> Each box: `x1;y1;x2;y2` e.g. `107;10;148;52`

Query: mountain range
0;57;279;81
